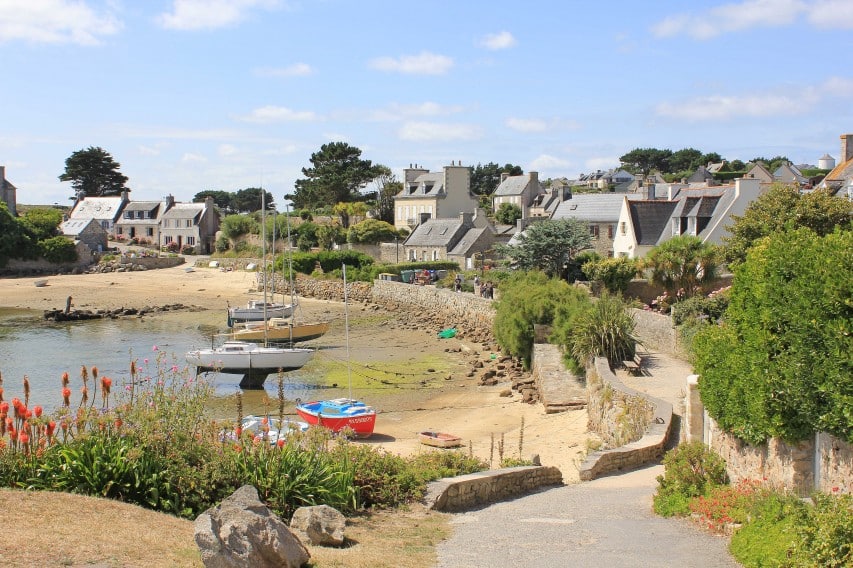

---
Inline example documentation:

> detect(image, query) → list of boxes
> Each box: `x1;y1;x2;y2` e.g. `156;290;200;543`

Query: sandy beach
0;263;591;480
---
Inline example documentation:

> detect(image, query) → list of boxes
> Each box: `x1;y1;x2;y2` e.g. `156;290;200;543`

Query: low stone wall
685;378;853;495
625;275;733;305
578;357;673;481
424;466;563;512
631;308;686;358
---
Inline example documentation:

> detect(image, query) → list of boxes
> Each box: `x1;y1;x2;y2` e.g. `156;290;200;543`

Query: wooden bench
622;354;643;374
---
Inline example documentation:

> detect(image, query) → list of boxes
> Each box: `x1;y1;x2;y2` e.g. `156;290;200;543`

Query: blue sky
2;0;852;206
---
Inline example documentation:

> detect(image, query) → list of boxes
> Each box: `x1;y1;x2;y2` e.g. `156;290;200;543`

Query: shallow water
0;307;336;417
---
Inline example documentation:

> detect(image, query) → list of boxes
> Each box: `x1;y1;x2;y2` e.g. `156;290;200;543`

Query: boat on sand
295;398;376;438
418;430;463;448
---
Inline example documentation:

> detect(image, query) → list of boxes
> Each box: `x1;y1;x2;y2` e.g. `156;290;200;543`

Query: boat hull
419;431;462;448
295;399;376;438
227;302;295;326
185;342;313;375
230;321;330;344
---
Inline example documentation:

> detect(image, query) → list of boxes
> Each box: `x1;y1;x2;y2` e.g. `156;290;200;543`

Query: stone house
817;133;853;199
551;193;644;257
743;162;774;183
402;211;494;268
159;196;219;254
773;162;809;187
0;166;17;216
68;191;130;233
613;178;763;259
115;195;174;245
394;161;480;231
491;171;544;220
59;217;109;253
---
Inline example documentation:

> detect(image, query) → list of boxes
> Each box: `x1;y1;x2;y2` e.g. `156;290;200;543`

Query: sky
2;0;852;207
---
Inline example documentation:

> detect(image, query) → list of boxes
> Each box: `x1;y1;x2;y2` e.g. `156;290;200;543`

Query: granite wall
424;466;564;512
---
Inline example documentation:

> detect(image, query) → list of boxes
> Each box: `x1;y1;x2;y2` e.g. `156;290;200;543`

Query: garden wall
578;357;673;480
424;466;563;512
630;308;686;358
369;280;495;333
685;377;853;495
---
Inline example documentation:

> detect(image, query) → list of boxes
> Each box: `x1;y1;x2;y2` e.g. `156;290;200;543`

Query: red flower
61;371;69;387
47;421;56;437
276;439;285;448
235;426;243;438
101;377;112;394
33;405;43;418
19;432;29;445
0;401;8;415
114;418;123;429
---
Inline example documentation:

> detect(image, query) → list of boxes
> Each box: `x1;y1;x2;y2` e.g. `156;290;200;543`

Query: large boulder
194;485;310;568
290;504;347;547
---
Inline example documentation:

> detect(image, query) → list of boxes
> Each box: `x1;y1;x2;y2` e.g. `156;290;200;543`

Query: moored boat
185;340;313;388
227;318;330;344
418;430;462;448
226;300;295;327
295;398;376;438
236;414;309;445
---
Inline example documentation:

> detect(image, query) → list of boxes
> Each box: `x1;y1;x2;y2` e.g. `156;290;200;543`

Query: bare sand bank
0;265;590;480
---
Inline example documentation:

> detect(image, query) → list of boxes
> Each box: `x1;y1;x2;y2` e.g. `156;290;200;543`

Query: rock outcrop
290;504;347;547
194;485;310;568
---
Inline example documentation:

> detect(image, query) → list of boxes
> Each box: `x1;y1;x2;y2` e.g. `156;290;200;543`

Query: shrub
653;442;728;516
220;214;259;240
582;256;639;294
568;292;639;367
215;233;230;252
180;244;195;255
38;236;78;263
794;493;853;567
729;491;801;567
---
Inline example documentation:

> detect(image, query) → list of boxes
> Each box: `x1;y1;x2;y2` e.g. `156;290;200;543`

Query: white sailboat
187;190;314;388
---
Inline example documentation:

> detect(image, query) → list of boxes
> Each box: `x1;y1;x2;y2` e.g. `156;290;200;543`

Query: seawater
0;308;328;418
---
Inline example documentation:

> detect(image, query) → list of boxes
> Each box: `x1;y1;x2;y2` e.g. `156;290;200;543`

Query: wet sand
0;264;591;480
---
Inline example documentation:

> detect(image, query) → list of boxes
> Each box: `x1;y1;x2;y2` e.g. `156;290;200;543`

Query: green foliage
59;146;129;198
566;250;601;283
793;493;853;567
729;491;801;567
214;233;230;252
21;207;62;240
193;190;235;213
289;142;388;210
494;202;522;225
293;221;319;251
567;292;638;367
582;256;639;293
493;271;591;369
723;183;853;267
695;228;853;444
220;214;259;240
645;235;719;297
0;202;35;267
670;290;730;326
497;218;592;278
653;442;728;516
284;250;375;278
232;188;274;213
346;218;398;244
38;236;78;263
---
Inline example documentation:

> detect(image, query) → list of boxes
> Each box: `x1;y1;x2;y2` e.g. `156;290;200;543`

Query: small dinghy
418;430;463;448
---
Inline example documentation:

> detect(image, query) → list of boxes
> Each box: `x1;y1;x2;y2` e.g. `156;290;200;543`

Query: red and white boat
295;398;376;438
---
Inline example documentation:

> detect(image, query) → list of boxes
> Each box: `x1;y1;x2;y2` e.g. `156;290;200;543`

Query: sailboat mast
343;263;352;400
261;189;268;346
285;205;296;309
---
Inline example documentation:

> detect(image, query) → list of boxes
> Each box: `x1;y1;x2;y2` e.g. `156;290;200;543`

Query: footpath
436;351;741;568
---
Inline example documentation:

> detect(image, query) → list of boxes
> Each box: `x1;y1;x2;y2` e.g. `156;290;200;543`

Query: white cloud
529;154;571;171
808;0;853;28
255;63;313;77
649;0;853;39
138;145;162;156
369;52;454;75
370;101;465;121
218;144;239;156
182;152;207;162
506;118;549;133
0;0;122;45
157;0;280;31
479;31;517;50
655;77;853;121
240;105;318;123
398;121;482;142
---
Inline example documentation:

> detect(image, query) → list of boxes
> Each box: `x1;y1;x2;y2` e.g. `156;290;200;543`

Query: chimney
530;171;538;185
646;182;656;200
459;211;473;226
841;134;853;163
165;194;175;209
500;172;509;183
419;212;431;225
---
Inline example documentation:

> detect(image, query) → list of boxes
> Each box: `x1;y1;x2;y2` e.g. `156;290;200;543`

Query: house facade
491;171;544;219
394;162;479;230
551;193;642;257
159;197;219;254
817;133;853;199
402;211;493;267
115;196;174;245
613;178;763;259
0;166;17;216
60;218;109;253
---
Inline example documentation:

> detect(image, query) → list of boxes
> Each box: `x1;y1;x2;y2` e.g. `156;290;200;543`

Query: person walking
454;274;462;292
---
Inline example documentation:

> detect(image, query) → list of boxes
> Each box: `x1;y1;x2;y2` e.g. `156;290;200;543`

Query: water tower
818;153;836;170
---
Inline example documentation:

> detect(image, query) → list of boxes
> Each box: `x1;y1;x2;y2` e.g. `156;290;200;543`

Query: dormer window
424;183;434;194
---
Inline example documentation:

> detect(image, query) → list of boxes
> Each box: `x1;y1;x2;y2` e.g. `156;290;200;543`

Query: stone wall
625;275;733;305
424;466;563;512
631;308;686;358
685;380;853;495
579;357;673;480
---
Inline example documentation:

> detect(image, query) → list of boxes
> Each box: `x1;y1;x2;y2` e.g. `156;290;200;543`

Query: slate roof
397;172;445;198
404;218;464;247
493;174;540;197
70;196;126;221
162;202;204;220
60;218;100;236
552;193;639;222
117;201;163;225
447;227;488;256
629;201;678;245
